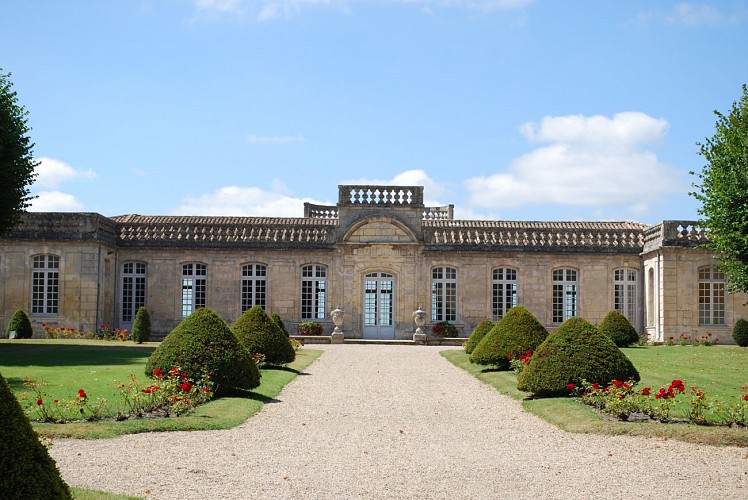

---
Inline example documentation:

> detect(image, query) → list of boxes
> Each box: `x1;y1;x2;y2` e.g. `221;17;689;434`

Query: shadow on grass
0;343;155;367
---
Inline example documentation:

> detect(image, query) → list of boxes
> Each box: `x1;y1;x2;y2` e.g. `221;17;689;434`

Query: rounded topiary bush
733;318;748;347
145;307;260;395
598;310;639;347
5;309;33;339
132;306;152;344
232;306;295;365
469;306;548;370
271;313;289;337
464;320;494;354
517;317;640;397
0;372;72;499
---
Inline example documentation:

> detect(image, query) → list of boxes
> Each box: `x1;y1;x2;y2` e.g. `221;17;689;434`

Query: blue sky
2;1;747;223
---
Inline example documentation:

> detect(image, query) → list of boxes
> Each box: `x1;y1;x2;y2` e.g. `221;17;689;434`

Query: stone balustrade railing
424;221;645;252
116;219;337;248
304;203;339;219
339;185;424;206
643;220;709;252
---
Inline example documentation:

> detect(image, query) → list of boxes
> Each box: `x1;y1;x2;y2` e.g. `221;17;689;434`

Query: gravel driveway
50;345;747;499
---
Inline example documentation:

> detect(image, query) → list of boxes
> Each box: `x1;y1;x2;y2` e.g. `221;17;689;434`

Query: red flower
53;399;59;403
179;381;193;392
566;383;575;390
41;323;47;328
203;387;211;393
78;389;87;399
623;383;631;390
613;380;623;388
591;383;600;391
744;395;748;401
655;393;662;399
642;387;651;396
179;372;188;380
153;369;164;379
37;398;43;406
142;388;152;394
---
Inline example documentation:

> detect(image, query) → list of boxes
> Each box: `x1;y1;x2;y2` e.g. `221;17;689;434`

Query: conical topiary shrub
145;308;260;395
464;320;494;354
271;313;289;337
132;306;152;344
734;318;748;347
469;306;548;370
5;309;33;339
598;310;640;347
232;306;295;365
517;317;640;397
0;372;72;499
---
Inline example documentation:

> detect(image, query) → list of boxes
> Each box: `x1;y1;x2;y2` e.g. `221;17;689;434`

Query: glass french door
363;273;395;339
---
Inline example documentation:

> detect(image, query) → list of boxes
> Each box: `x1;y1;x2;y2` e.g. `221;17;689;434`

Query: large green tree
0;70;37;236
691;84;748;294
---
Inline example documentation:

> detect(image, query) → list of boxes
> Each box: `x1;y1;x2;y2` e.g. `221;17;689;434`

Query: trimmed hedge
598;310;639;347
0;372;72;499
132;306;152;343
232;306;296;365
464;320;494;354
517;317;640;397
145;307;260;395
5;309;33;339
734;318;748;347
469;306;548;370
271;313;289;337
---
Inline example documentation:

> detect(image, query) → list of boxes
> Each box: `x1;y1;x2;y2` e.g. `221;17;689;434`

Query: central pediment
341;216;418;244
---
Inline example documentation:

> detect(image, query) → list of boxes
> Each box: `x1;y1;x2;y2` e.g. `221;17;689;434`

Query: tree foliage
0;70;37;236
691;84;748;294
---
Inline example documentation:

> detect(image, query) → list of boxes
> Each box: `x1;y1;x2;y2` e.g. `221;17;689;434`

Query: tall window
182;263;207;317
301;264;326;320
122;262;147;323
242;264;267;312
492;268;518;321
432;267;457;322
31;255;59;315
613;269;638;326
699;266;726;325
552;268;578;323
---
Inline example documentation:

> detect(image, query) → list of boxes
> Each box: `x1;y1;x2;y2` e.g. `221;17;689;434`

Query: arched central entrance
363;272;396;339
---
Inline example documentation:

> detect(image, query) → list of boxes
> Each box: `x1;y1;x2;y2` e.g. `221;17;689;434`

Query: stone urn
413;307;427;343
330;307;344;344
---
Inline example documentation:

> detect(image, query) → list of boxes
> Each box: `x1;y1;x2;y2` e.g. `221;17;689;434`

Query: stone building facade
1;185;745;343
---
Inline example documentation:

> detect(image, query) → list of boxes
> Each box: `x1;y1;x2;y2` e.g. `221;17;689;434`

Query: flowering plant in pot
297;321;323;335
431;321;458;337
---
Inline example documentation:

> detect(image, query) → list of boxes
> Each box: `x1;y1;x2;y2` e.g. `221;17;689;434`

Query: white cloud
34;157;96;190
246;134;307;145
398;0;534;12
28;191;85;212
342;168;448;205
194;0;531;20
194;0;244;14
464;112;683;216
668;3;740;26
172;185;331;217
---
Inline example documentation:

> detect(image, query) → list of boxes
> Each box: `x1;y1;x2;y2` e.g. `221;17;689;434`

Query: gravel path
51;345;747;499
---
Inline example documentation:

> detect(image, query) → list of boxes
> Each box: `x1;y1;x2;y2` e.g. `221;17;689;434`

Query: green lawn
442;345;748;447
0;339;322;439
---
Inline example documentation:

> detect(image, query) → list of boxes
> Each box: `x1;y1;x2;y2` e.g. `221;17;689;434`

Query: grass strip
441;348;748;447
